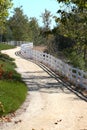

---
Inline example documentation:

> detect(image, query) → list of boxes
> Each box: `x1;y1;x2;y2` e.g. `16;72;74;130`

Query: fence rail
21;43;87;90
1;41;33;46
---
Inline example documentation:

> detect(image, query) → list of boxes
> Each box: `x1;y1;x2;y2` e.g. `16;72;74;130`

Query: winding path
1;47;87;130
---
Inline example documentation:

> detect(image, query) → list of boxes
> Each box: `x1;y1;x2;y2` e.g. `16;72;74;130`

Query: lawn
0;80;27;116
0;43;15;51
0;43;28;116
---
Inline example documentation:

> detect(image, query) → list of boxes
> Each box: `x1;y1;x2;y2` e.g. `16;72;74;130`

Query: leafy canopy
0;0;12;27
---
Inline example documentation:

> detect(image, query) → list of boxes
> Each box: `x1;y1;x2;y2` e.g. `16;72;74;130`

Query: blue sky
10;0;60;28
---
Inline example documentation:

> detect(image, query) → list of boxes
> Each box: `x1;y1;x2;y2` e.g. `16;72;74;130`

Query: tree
40;9;53;49
28;17;40;44
8;7;30;41
0;0;12;41
28;17;47;45
57;0;87;10
55;0;87;70
0;0;12;26
41;9;52;31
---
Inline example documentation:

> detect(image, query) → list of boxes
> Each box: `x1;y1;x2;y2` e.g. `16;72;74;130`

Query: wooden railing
21;43;87;90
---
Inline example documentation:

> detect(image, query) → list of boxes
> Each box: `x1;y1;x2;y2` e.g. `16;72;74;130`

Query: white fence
21;43;87;90
2;41;33;46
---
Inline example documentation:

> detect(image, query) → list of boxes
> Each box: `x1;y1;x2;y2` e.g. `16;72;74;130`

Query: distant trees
28;17;41;45
4;7;52;45
2;7;53;46
8;7;29;41
5;7;42;44
41;9;52;31
40;9;53;48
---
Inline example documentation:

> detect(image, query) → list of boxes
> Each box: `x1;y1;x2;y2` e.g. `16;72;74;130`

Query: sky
10;0;61;29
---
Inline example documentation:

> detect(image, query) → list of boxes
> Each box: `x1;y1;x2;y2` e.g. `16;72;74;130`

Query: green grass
0;44;28;116
0;43;15;51
0;80;27;116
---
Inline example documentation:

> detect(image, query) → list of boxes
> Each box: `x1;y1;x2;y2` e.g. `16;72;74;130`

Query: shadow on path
15;51;87;102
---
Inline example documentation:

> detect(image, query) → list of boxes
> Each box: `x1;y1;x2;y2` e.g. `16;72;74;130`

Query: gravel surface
1;47;87;130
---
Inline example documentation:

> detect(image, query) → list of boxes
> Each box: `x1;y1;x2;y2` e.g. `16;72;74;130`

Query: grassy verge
0;80;27;116
0;44;27;116
0;43;15;50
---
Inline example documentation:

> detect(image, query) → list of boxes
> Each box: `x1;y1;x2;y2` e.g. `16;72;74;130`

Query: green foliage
54;0;87;71
0;0;13;34
57;0;87;9
3;26;14;41
28;17;41;45
6;7;44;45
46;34;56;54
65;49;85;69
2;7;53;45
8;7;29;41
0;0;12;22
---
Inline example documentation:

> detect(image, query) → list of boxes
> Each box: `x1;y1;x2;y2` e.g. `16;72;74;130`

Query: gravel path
1;47;87;130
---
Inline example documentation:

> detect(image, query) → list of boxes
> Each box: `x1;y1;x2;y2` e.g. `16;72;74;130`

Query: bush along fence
21;43;87;90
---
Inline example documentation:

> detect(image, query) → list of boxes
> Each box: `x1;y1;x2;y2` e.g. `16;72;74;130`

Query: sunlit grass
0;80;27;116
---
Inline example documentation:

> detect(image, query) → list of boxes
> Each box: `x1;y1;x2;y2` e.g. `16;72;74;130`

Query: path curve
1;47;87;130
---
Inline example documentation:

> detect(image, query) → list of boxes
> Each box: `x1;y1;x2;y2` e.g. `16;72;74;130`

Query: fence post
79;70;83;86
76;69;79;86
